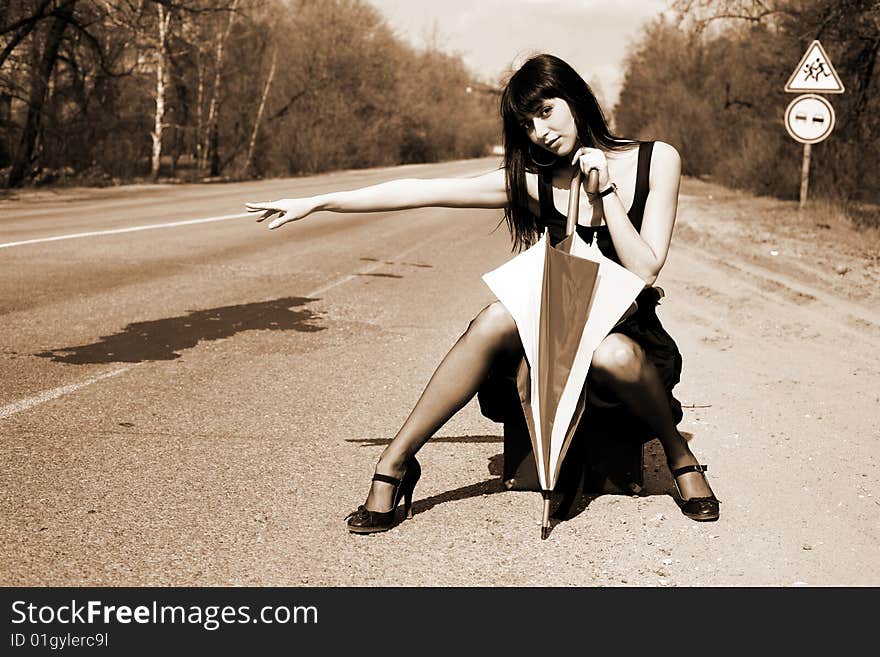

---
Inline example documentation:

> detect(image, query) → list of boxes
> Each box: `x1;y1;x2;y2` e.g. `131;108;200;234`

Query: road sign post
800;143;811;211
784;41;844;210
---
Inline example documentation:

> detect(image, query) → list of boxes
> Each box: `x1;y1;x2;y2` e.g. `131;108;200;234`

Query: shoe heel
402;457;420;520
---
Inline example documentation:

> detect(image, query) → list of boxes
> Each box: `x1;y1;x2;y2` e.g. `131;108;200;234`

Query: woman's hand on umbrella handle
571;146;609;188
245;197;316;229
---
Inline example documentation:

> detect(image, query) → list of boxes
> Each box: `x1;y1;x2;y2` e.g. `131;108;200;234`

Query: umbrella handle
566;168;600;237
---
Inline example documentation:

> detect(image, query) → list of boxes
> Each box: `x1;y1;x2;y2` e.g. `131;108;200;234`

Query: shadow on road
345;434;502;447
359;257;433;269
412;474;509;517
350;434;685;539
36;296;325;364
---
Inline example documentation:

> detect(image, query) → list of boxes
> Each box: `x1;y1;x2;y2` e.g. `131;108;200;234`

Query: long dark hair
500;53;634;251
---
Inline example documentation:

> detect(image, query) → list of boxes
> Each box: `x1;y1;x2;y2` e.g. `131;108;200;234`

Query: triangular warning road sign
785;40;844;93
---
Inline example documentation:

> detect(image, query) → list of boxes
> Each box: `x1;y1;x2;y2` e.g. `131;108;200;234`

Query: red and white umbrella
483;170;645;538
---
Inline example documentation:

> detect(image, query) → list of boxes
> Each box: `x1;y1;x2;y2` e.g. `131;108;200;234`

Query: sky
365;0;674;109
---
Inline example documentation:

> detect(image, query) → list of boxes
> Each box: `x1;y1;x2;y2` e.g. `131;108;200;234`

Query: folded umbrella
482;169;645;538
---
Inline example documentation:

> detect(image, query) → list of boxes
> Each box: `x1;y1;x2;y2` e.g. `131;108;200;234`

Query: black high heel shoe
669;463;720;522
346;458;421;534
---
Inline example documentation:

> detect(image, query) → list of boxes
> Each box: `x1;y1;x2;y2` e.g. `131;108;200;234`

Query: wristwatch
597;182;617;198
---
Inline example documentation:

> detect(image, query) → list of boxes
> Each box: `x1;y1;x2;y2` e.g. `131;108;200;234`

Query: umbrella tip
541;526;550;540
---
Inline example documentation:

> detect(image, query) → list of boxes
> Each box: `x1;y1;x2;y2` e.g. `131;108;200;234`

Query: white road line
0;365;135;419
2;232;440;420
0;212;250;249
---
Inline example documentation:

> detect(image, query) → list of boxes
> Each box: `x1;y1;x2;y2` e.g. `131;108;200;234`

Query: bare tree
242;46;276;176
7;0;77;188
0;0;55;71
618;0;880;206
200;0;238;176
150;2;172;180
2;0;499;186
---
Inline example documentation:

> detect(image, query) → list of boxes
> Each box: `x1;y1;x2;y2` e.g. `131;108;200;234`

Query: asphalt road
2;159;878;586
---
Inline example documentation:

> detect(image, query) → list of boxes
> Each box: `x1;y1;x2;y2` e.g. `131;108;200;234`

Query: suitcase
478;368;646;496
478;353;648;496
500;406;645;495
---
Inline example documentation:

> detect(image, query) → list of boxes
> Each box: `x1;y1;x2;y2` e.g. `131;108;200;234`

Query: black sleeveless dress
478;141;684;441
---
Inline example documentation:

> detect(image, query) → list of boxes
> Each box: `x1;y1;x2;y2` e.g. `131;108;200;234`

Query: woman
246;54;720;532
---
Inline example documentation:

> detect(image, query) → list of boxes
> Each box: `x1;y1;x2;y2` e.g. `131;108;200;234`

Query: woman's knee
591;335;645;384
467;302;519;350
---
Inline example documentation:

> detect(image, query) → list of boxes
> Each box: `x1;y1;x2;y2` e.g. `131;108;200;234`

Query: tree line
0;0;499;188
614;0;879;220
7;0;876;221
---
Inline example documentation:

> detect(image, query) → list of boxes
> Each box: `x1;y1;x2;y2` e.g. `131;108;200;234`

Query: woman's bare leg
363;302;522;512
589;334;715;500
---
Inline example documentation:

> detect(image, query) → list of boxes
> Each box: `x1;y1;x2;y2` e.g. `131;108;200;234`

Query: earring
527;144;557;168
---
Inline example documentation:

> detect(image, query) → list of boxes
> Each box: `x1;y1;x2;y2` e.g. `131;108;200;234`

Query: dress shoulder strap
627;141;654;228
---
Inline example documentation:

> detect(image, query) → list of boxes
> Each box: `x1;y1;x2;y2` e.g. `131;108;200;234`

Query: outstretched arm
246;168;507;229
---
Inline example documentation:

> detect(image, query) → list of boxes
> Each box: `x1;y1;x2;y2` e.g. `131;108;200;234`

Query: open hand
245;197;316;229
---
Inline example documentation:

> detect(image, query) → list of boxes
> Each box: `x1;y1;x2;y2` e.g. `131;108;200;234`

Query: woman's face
522;97;578;157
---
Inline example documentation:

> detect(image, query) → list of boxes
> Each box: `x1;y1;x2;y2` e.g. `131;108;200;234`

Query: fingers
268;215;288;230
254;210;277;223
245;201;281;213
570;147;603;169
245;199;305;229
570;146;598;165
245;202;281;223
